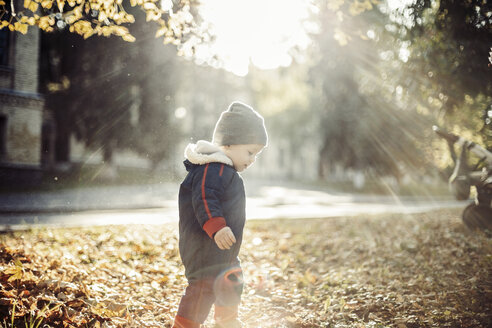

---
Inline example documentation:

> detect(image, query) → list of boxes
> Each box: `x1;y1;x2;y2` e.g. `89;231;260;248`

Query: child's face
221;144;264;172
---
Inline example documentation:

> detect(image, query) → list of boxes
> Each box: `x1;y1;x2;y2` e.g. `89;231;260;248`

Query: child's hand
214;227;236;250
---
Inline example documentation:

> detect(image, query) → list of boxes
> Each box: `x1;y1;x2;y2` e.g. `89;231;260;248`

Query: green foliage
251;63;314;153
23;303;61;328
307;0;490;179
406;0;491;99
395;0;492;149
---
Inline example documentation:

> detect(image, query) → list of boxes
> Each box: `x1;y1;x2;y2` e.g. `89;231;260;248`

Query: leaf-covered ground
1;208;491;327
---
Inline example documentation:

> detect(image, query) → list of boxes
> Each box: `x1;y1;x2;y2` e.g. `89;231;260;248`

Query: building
0;18;46;185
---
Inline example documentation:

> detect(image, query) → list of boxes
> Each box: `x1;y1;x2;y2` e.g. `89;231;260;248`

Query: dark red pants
173;268;243;327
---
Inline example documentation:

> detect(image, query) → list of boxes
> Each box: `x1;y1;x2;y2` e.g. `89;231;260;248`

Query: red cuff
173;315;201;328
203;217;227;238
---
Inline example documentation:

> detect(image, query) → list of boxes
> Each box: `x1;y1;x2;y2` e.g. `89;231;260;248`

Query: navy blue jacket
178;160;246;281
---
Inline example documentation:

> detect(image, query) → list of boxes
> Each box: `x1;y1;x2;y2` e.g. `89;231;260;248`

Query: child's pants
173;268;243;327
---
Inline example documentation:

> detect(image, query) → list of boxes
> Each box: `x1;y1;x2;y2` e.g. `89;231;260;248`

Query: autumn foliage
0;0;197;42
0;208;491;327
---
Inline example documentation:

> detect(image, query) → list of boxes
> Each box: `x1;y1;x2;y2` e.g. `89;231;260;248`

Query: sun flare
196;0;313;76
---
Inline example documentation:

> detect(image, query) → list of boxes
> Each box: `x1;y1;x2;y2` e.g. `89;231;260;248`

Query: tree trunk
318;137;331;179
99;141;118;181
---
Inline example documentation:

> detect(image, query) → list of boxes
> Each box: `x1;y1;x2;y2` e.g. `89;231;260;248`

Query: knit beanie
212;101;268;146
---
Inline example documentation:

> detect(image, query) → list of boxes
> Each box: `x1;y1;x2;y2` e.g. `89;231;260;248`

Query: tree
40;5;187;174
130;20;184;172
0;0;200;44
310;0;429;180
395;0;492;148
41;30;136;165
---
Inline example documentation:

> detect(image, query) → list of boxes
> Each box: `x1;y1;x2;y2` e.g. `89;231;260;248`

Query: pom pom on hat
212;101;268;146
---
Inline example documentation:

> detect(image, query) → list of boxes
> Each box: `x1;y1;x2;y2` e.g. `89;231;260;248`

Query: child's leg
213;267;244;324
214;305;240;323
173;315;202;328
173;278;216;328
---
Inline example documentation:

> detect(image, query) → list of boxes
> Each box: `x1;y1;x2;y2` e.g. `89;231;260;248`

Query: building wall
14;27;39;93
0;95;43;165
0;21;44;172
243;130;320;182
69;135;151;169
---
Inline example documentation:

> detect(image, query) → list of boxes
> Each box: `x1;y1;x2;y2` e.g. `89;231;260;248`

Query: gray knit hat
212;101;268;146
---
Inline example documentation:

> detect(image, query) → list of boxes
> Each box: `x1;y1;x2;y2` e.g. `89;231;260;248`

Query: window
0;13;11;66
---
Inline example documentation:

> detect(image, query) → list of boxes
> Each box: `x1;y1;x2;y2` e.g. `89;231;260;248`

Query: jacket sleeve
191;163;228;238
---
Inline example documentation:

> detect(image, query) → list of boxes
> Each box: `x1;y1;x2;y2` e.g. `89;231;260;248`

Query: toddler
172;101;268;328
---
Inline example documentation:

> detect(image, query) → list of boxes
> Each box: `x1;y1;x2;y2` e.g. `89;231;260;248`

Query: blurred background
0;0;491;198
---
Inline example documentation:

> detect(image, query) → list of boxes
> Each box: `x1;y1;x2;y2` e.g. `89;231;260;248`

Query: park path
0;180;466;230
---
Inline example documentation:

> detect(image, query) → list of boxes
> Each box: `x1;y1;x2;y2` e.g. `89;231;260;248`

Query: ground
0;208;491;327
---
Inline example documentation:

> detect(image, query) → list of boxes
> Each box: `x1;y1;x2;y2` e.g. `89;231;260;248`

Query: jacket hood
184;140;233;167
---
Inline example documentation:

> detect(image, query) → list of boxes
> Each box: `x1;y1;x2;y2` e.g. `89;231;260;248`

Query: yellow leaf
57;0;64;12
122;34;135;42
113;26;128;36
0;0;6;5
73;20;91;34
8;24;14;31
158;276;169;284
143;2;156;10
163;36;174;44
8;273;21;281
41;0;52;9
6;264;23;280
126;14;135;23
98;26;107;36
39;16;51;29
155;26;166;38
1;21;9;27
28;1;38;11
27;17;36;25
98;11;107;22
4;267;19;275
146;10;161;22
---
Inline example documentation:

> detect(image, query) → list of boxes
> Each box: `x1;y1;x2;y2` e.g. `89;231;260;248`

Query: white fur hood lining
184;140;233;166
